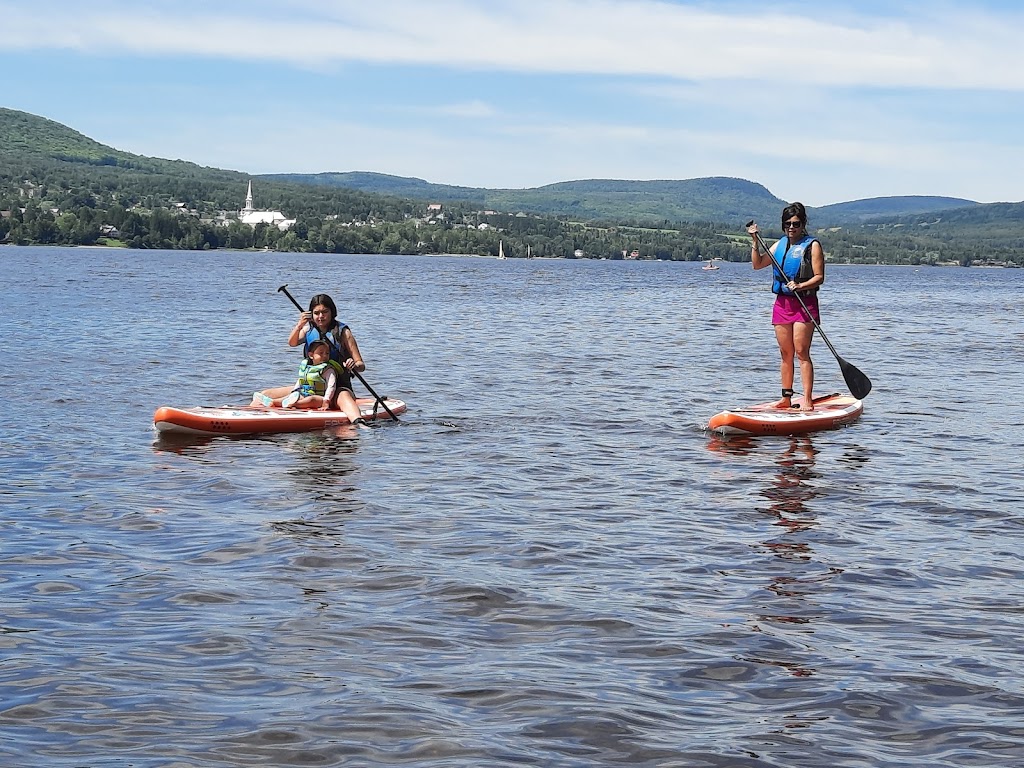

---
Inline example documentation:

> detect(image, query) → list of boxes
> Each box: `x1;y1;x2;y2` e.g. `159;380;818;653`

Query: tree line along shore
2;190;1020;267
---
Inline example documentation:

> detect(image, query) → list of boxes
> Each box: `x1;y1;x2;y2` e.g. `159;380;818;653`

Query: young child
254;341;369;428
253;339;336;409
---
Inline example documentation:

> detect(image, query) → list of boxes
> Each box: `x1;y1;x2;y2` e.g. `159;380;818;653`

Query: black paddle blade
839;357;872;400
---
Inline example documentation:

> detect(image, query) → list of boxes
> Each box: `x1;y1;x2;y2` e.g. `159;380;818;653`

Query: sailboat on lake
497;240;506;260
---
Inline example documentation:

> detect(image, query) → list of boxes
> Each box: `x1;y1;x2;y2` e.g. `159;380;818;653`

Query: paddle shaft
746;223;872;399
277;285;401;421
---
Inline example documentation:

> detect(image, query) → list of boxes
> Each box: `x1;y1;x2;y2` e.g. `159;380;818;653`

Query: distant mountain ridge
261;171;783;224
814;195;979;222
0;106;1000;232
261;171;980;226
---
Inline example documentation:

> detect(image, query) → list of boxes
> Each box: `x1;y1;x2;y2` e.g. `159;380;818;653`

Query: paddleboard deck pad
153;397;406;436
707;393;863;436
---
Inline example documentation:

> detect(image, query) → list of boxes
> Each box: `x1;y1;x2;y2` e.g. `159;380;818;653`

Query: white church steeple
243;180;254;213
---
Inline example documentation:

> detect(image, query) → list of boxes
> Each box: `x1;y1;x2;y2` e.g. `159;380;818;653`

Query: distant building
239;180;295;231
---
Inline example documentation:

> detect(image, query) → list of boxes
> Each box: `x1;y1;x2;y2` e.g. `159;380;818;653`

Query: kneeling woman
252;293;368;425
748;202;825;411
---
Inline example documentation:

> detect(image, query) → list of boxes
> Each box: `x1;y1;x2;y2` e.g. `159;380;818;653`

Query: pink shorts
772;292;820;325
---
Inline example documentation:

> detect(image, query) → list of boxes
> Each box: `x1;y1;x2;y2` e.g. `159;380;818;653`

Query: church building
239;181;296;231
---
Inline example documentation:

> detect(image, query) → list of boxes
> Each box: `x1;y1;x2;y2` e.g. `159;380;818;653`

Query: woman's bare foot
774;388;795;409
799;397;815;412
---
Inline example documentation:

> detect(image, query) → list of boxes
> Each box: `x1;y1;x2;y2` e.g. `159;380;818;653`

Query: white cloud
4;0;1024;90
430;101;499;119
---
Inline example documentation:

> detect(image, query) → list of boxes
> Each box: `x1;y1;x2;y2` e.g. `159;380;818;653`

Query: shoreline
1;243;1018;267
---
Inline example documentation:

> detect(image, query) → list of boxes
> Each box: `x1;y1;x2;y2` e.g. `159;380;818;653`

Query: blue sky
3;0;1023;206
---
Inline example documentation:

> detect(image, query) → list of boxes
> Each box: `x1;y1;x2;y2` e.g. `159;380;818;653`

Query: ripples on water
1;248;1022;766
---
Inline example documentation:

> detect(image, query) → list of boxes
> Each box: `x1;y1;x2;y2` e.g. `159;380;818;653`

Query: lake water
2;246;1023;767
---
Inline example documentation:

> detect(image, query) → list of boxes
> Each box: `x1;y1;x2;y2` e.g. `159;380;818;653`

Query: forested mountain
813;195;979;223
264;172;984;227
263;172;791;225
488;178;784;225
1;107;1021;266
264;172;488;205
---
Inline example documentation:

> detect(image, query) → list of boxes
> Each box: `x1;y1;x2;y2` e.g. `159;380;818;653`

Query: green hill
263;171;487;204
814;195;979;224
0;108;129;165
263;172;792;224
486;177;785;225
0;106;238;178
262;170;985;227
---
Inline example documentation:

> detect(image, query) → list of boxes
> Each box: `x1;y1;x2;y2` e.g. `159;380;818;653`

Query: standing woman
251;293;367;423
748;202;825;411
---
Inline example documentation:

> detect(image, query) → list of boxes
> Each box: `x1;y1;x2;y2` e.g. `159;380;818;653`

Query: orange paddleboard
707;393;863;436
153;397;406;436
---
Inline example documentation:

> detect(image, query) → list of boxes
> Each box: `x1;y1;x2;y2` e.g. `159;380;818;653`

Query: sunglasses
783;220;803;229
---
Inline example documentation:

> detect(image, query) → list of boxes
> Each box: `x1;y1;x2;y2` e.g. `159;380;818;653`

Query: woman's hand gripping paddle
746;222;872;400
277;284;402;422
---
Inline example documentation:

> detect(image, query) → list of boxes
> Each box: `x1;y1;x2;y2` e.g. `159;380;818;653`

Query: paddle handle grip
277;284;304;312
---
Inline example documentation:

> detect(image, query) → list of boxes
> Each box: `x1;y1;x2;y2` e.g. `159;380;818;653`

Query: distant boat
527;244;533;259
701;261;720;270
497;240;506;260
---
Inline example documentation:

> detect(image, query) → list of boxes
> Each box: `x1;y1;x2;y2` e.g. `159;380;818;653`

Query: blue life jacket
771;235;818;295
303;321;349;366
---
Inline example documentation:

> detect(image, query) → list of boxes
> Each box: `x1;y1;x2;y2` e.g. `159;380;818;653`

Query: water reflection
708;435;838;680
271;432;363;545
151;432;218;456
753;439;826;680
704;433;758;457
150;430;293;457
282;430;361;490
151;427;364;533
759;436;820;546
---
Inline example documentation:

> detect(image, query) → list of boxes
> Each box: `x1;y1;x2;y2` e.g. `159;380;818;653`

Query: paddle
746;222;872;400
277;284;401;422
